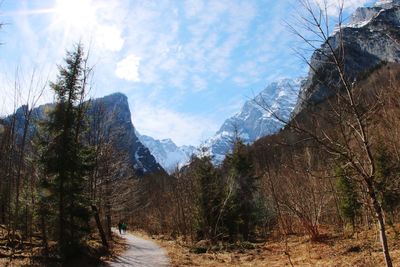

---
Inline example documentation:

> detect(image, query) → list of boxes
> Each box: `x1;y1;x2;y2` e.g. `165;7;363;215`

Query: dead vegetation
124;63;400;267
150;225;400;267
0;225;125;266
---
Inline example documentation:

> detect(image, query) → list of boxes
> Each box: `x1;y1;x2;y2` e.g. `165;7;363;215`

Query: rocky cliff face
204;78;303;164
200;0;400;165
135;78;303;167
5;93;165;176
294;1;400;113
375;0;400;9
88;93;165;176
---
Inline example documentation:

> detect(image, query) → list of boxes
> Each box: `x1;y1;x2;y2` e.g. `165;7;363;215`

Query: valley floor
1;226;399;266
142;226;400;267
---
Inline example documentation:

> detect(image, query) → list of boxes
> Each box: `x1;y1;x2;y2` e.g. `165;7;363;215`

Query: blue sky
0;0;375;146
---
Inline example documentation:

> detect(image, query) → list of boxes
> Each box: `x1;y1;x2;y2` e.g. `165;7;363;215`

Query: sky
0;0;376;146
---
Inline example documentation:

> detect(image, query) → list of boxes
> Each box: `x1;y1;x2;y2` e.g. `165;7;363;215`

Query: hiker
122;222;127;234
118;221;122;234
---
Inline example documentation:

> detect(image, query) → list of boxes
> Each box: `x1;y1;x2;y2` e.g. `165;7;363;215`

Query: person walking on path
118;222;122;235
121;222;127;234
107;228;170;266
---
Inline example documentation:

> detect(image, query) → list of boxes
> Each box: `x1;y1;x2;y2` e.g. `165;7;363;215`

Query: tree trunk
92;205;108;249
105;176;112;239
13;106;31;243
40;211;49;260
106;212;112;240
377;211;393;267
59;175;65;253
366;178;393;267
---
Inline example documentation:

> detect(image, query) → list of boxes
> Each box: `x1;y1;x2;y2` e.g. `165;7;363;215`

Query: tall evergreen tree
375;144;400;223
193;155;223;241
335;167;361;232
38;44;92;257
224;140;258;241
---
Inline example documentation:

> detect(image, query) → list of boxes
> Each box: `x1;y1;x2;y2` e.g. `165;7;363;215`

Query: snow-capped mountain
375;0;400;8
294;0;400;113
346;0;400;28
136;133;196;173
203;78;303;164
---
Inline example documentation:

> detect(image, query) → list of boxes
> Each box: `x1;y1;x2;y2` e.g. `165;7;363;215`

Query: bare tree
254;1;395;266
11;69;46;251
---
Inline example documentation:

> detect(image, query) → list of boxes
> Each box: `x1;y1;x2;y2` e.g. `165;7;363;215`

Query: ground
1;225;400;266
105;229;169;267
143;225;400;267
0;225;125;267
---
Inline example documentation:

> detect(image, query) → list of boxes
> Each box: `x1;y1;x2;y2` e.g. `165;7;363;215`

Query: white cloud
315;0;370;16
132;103;218;146
119;0;258;91
94;25;124;52
115;55;141;82
0;0;319;147
41;0;128;56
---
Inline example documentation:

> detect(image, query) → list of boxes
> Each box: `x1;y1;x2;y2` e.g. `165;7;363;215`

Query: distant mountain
6;93;165;176
88;93;165;176
136;132;196;173
294;0;400;113
143;0;400;167
203;78;303;164
375;0;400;9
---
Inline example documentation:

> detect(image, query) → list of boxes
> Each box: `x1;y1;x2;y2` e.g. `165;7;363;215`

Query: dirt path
106;229;170;267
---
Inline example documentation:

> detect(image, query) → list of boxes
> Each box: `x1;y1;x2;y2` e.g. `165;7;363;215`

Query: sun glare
54;0;96;29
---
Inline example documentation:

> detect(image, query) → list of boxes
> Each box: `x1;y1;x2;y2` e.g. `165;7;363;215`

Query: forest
131;64;400;267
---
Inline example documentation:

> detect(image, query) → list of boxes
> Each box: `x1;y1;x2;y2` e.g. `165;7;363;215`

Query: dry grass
100;233;128;263
0;227;126;266
0;227;47;267
146;225;400;267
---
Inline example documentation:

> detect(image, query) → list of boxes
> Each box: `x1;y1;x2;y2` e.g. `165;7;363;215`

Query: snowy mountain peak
136;132;196;173
348;6;381;28
160;139;176;146
294;0;400;114
343;0;400;29
137;78;303;168
375;0;400;8
204;78;303;164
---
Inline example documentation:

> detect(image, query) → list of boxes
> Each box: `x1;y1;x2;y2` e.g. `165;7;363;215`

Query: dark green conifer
336;167;361;232
194;155;223;241
224;139;258;241
375;144;400;224
38;43;93;258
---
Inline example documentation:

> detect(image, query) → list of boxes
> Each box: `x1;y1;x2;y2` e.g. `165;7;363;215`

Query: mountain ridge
4;92;166;176
88;92;165;176
294;0;400;113
136;132;196;173
202;78;303;164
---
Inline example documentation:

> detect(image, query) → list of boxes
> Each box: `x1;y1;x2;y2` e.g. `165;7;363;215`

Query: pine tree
193;155;223;241
38;44;92;258
336;167;361;233
375;144;400;224
224;139;258;241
